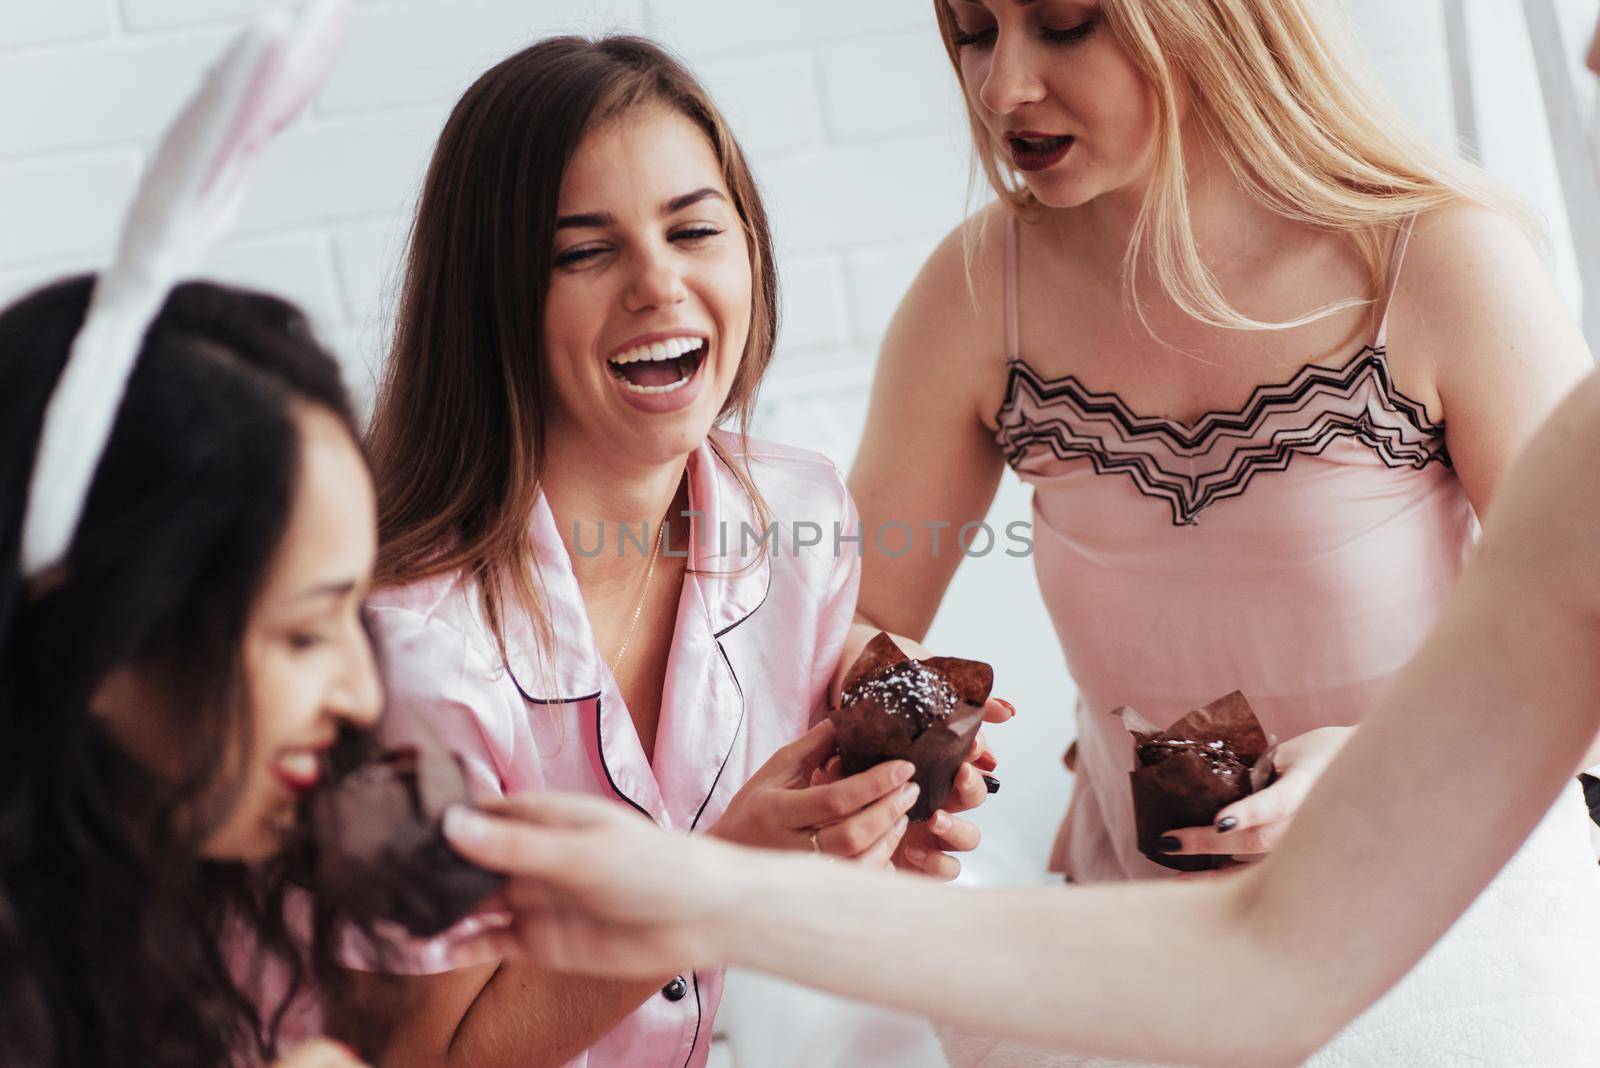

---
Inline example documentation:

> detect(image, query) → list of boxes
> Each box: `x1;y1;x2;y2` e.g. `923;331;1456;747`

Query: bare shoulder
1394;201;1565;345
1399;201;1548;313
881;201;1012;427
1389;200;1584;412
889;204;1008;349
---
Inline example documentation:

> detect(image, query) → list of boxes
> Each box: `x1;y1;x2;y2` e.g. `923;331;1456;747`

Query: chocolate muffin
308;745;502;938
1116;691;1276;873
831;632;993;822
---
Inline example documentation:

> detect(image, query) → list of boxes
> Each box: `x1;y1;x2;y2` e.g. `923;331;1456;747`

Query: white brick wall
0;0;1484;426
0;0;1473;412
0;0;115;50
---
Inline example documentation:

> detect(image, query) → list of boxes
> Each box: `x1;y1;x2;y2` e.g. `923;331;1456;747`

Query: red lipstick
1006;131;1075;172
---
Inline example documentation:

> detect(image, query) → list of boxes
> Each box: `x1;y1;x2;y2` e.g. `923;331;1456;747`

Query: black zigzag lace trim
994;347;1452;526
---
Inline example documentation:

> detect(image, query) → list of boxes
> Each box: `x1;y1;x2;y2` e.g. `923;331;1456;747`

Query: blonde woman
821;0;1600;1062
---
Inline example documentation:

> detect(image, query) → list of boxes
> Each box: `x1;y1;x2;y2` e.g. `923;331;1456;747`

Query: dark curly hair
0;275;376;1066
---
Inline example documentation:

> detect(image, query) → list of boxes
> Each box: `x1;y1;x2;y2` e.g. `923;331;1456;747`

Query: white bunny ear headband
18;0;351;580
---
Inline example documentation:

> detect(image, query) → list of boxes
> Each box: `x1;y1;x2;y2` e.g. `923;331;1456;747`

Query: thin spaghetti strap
1374;214;1417;349
1004;212;1020;361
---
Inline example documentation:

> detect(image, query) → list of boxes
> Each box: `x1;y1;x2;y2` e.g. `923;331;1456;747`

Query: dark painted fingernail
1156;836;1182;853
983;774;1001;794
995;698;1016;715
1215;816;1239;833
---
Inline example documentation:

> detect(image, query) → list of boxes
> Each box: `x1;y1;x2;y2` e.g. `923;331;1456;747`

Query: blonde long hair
934;0;1535;331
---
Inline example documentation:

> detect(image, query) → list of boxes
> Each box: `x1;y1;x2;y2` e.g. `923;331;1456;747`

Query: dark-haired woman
0;277;381;1068
0;7;398;1063
352;34;1001;1068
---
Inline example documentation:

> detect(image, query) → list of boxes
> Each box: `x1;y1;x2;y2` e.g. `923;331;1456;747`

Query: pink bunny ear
276;0;353;118
202;0;351;195
20;0;351;579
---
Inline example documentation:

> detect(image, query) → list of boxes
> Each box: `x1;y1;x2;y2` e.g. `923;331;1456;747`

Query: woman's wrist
689;838;800;966
713;845;891;975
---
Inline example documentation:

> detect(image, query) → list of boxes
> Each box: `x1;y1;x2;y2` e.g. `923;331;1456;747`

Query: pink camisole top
992;214;1478;882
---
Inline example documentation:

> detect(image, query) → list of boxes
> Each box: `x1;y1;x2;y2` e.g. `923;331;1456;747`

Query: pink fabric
225;894;327;1066
1004;212;1021;361
365;430;860;1068
204;0;350;195
1374;217;1413;349
995;216;1477;883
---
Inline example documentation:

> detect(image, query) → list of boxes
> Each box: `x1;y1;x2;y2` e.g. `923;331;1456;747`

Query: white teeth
618;374;694;395
274;750;319;780
609;336;705;365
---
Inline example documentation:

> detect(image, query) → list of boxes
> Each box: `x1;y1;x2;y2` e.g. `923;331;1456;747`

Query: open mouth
1007;134;1074;172
272;747;324;792
606;336;708;395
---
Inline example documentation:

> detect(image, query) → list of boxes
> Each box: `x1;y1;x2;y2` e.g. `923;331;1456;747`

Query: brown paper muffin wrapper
1116;691;1276;873
831;633;994;822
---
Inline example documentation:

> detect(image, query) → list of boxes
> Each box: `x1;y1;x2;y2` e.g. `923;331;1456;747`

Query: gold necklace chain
609;518;667;674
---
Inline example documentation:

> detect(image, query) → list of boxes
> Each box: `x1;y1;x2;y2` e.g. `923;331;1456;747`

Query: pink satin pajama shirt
366;430;860;1068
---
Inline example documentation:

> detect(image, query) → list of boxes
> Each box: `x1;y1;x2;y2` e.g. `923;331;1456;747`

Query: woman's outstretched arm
442;372;1600;1068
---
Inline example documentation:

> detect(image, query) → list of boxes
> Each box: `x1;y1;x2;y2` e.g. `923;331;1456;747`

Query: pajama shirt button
661;976;688;1002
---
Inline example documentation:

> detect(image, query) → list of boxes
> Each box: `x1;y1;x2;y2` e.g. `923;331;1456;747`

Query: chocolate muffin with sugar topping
831;633;993;822
840;660;959;734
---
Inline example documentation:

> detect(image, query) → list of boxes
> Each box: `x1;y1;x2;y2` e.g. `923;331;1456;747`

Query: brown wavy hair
367;34;778;667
